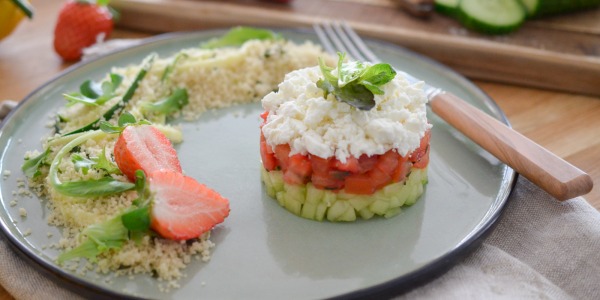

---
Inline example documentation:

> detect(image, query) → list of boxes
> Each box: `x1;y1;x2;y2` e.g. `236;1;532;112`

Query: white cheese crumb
19;207;27;217
261;66;430;162
2;170;11;179
23;229;32;236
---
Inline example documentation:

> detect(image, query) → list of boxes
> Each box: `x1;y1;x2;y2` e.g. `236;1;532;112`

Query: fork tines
313;22;380;63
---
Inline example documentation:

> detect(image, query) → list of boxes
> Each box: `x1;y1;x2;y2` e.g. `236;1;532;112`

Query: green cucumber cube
301;202;317;219
358;208;374;220
369;199;390;215
306;183;324;204
315;203;328;221
327;200;350;221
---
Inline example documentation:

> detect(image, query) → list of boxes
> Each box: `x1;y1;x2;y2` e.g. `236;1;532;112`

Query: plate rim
0;28;516;299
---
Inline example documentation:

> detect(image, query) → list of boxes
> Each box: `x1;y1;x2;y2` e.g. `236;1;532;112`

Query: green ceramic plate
0;29;515;299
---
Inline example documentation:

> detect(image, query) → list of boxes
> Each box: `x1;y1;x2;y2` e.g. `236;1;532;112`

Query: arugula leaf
141;88;189;115
80;79;101;99
316;53;396;111
49;130;135;197
57;214;129;263
93;148;121;174
201;27;281;49
22;149;50;178
72;148;121;175
63;73;123;107
57;172;152;263
63;54;156;136
122;171;151;235
161;53;188;83
121;206;150;232
72;154;95;175
53;177;135;198
99;112;151;134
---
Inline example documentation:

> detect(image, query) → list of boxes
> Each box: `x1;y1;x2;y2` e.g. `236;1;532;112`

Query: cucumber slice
435;0;460;17
520;0;539;16
261;165;428;222
458;0;526;34
525;0;600;17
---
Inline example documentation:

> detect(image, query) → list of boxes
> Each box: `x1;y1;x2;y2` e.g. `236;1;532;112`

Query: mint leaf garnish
317;53;396;111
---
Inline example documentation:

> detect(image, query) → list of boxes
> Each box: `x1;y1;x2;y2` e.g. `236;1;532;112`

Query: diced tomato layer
357;154;378;173
260;117;431;194
409;129;431;169
285;154;312;184
392;159;412;182
260;133;277;171
334;156;359;173
274;144;291;171
375;150;400;174
310;155;333;174
412;146;430;169
311;172;345;190
344;174;376;195
260;111;269;123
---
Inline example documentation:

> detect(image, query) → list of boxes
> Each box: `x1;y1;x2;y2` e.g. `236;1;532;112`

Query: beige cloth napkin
1;176;599;299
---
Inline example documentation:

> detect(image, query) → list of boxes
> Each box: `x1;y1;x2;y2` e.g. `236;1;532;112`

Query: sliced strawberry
53;0;115;61
149;170;230;241
114;125;182;182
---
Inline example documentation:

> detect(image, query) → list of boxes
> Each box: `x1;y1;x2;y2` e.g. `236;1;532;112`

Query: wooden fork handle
430;92;593;201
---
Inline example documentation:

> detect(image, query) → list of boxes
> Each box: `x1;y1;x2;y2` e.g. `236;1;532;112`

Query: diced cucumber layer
261;166;428;222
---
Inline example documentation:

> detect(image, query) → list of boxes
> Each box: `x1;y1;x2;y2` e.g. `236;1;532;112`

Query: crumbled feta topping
261;66;431;162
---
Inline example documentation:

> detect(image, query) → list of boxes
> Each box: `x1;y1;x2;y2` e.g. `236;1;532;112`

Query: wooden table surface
0;1;598;299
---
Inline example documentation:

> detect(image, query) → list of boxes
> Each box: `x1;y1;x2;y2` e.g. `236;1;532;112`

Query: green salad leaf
63;73;123;107
57;172;153;264
316;53;396;111
48;130;135;198
54;177;135;198
62;54;156;136
57;214;129;264
72;148;121;175
72;154;95;175
99;112;150;134
141;88;189;115
122;171;152;233
94;148;121;174
201;26;281;49
161;52;188;83
22;149;50;178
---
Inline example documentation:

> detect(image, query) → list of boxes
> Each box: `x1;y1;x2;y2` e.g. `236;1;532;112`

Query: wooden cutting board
111;0;600;97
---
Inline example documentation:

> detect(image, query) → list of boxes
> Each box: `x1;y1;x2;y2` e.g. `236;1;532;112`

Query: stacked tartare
259;56;431;221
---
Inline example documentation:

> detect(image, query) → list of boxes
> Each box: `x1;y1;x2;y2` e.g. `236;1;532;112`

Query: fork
314;22;593;201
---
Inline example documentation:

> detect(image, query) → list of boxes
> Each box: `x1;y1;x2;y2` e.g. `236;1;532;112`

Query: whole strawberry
53;0;114;61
